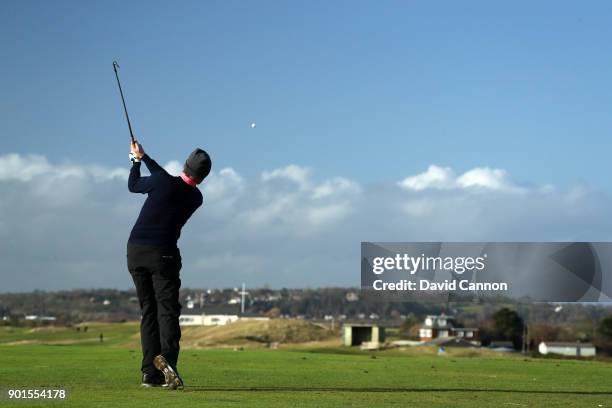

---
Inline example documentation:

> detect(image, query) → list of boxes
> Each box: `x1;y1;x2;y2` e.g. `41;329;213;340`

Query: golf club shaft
112;61;135;143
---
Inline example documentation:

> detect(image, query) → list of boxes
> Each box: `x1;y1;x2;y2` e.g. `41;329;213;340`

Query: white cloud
261;164;310;189
2;153;612;291
0;154;51;181
457;167;524;192
163;160;183;176
399;165;523;192
312;177;361;199
243;195;296;226
239;166;358;234
0;153;129;183
307;203;353;225
398;165;455;191
203;168;244;199
193;252;267;276
401;198;434;217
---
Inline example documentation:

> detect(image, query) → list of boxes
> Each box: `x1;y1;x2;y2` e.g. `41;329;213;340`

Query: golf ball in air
250;122;256;128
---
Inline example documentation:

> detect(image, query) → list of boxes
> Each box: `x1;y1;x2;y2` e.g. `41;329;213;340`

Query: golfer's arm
142;154;167;175
128;162;155;193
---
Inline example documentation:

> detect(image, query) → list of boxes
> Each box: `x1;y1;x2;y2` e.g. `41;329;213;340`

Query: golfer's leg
128;246;161;374
131;271;161;374
152;250;182;369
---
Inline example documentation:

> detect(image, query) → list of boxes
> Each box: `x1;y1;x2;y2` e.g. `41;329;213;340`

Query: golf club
112;61;136;143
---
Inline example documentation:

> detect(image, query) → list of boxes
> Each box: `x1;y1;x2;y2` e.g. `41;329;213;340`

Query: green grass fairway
0;324;610;407
1;342;611;407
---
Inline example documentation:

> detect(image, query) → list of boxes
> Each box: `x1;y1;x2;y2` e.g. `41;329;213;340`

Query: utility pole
521;321;530;354
520;304;529;354
240;283;247;314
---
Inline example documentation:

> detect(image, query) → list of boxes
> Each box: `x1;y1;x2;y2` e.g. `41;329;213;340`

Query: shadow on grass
184;386;612;395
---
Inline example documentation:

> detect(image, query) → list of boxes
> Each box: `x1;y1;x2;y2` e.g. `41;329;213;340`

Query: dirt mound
180;319;336;348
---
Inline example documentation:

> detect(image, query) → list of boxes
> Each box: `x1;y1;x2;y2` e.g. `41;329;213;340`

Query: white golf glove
129;152;141;163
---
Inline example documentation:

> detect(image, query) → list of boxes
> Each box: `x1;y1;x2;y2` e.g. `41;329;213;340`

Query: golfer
127;141;211;389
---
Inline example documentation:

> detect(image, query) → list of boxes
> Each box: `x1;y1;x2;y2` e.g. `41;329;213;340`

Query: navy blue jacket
128;154;203;247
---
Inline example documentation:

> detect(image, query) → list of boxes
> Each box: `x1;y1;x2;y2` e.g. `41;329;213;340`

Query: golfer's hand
131;141;145;159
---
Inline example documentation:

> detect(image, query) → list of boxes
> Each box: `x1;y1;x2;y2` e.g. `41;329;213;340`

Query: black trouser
127;243;182;375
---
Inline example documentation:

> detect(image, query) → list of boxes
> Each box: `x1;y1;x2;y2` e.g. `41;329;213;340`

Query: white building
538;341;596;357
419;314;479;343
179;305;269;327
179;313;239;326
345;292;359;302
24;315;57;322
178;315;203;326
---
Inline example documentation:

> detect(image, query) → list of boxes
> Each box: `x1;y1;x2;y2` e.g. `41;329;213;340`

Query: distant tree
529;323;562;343
595;315;612;354
477;318;496;347
398;314;420;339
492;308;524;350
598;315;612;341
265;307;281;319
389;309;402;320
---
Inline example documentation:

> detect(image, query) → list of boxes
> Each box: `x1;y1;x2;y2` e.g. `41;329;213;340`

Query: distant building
343;323;385;346
178;315;201;326
179;305;268;327
179;314;239;326
24;315;57;322
419;315;479;342
345;292;359;302
538;341;596;357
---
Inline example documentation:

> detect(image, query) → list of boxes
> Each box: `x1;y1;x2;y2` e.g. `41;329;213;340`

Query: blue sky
2;0;612;187
2;1;612;292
